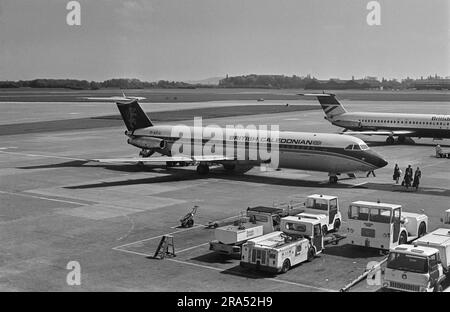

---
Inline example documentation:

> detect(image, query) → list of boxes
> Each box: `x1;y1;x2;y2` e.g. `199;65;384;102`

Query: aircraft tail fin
300;93;347;118
116;100;153;131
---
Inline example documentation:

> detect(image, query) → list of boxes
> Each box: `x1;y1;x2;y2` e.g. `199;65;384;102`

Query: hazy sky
0;0;448;81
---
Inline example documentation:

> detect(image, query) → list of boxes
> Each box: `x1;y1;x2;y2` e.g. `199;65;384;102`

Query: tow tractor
346;201;428;250
297;194;342;234
240;216;323;273
383;210;450;292
209;206;292;257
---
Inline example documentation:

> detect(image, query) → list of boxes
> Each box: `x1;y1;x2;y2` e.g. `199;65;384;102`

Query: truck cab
346;201;428;250
384;243;446;292
240;217;323;273
298;194;341;234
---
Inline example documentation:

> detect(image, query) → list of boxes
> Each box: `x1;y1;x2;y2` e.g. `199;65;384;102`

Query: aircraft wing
92;155;235;164
341;130;415;136
92;156;193;163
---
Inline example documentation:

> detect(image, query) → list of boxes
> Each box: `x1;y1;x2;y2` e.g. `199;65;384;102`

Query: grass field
0;104;318;136
0;88;449;102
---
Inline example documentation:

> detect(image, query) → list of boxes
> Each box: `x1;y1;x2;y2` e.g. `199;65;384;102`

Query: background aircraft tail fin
300;93;347;118
116;100;153;131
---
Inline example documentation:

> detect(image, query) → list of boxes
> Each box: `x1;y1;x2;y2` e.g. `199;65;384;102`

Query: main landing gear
196;164;210;175
386;135;407;145
329;175;338;184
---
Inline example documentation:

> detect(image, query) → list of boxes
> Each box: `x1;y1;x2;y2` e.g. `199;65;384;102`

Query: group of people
393;164;421;190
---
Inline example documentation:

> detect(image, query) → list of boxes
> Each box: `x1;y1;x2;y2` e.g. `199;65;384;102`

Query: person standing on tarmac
367;170;376;177
413;167;422;191
403;165;413;189
393;164;401;184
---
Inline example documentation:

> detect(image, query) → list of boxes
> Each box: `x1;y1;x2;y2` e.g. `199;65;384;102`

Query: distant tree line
1;75;448;90
0;78;201;90
219;75;449;90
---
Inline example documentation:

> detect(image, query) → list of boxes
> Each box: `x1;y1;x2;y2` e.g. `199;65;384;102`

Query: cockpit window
359;144;369;150
345;145;354;150
345;144;369;151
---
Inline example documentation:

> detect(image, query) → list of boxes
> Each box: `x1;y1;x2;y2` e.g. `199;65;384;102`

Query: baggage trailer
346;201;428;250
297;194;342;234
383;228;450;292
240;216;323;274
209;206;287;257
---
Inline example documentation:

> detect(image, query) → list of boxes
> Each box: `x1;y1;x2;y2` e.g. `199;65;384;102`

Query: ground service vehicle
297;194;342;234
347;201;428;250
383;228;450;292
240;216;323;273
209;206;287;257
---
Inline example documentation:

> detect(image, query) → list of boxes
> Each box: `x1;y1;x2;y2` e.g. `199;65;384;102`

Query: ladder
153;235;176;259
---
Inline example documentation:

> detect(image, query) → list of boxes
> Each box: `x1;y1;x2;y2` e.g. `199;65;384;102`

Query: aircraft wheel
322;225;328;235
398;136;406;144
386;137;395;144
329;176;338;184
196;164;209;175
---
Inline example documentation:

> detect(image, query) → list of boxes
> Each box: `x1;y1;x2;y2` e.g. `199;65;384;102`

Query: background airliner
93;100;387;183
304;93;450;144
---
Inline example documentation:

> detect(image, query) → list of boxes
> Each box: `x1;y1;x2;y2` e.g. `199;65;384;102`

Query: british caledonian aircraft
303;93;450;144
93;100;388;183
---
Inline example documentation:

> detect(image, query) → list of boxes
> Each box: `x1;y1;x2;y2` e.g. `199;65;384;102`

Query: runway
1;95;449;291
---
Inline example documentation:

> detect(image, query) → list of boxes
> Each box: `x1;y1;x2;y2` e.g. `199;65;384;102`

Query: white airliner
94;100;387;183
303;93;450;144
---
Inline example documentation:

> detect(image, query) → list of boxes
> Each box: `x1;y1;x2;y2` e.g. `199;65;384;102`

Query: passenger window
345;145;354;150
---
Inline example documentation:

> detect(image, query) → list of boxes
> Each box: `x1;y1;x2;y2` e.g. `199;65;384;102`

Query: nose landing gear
328;175;338;184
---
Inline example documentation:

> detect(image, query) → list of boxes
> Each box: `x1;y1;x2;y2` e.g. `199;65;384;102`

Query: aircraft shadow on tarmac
364;139;450;148
16;161;450;196
353;182;450;197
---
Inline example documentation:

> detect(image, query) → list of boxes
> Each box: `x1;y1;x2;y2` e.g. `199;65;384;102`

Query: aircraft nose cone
365;150;388;169
377;157;388;169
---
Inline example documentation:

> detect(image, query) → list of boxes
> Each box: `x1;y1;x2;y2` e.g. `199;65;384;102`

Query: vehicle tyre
386;137;395;145
187;219;194;227
398;136;406;144
418;222;426;237
434;284;443;292
281;259;291;273
333;219;341;232
322;225;328;235
399;231;407;245
307;246;315;262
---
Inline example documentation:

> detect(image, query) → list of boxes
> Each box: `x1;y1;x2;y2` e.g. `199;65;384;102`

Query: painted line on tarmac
113;224;206;249
0;150;86;161
176;242;210;254
0;190;88;206
167;258;336;292
112;247;153;258
112;244;336;292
